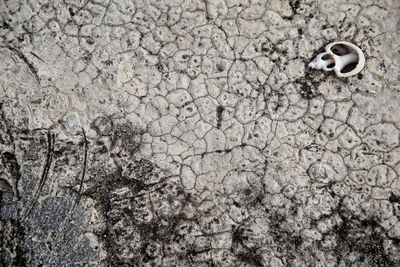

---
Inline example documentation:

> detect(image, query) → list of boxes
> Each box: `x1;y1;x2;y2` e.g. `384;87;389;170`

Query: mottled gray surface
0;0;400;266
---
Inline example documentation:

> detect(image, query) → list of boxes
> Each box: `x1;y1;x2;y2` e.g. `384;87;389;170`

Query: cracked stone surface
0;0;399;266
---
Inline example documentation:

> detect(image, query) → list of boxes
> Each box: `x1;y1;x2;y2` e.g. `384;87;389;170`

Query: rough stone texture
0;0;399;266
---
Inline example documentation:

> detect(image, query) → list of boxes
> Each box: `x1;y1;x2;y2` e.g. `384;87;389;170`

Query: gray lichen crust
1;0;400;266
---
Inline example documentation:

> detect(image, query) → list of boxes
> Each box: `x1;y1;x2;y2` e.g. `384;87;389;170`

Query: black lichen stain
0;107;27;265
0;219;27;266
94;171;189;265
1;152;22;187
332;214;397;266
216;105;224;129
236;250;264;267
141;242;157;263
0;178;14;203
294;71;321;100
267;212;304;256
389;193;400;204
216;62;225;72
289;0;300;15
85;121;191;265
231;227;264;266
68;7;75;17
110;124;143;155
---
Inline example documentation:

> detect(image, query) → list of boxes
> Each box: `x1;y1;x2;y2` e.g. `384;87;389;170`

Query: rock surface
0;0;399;266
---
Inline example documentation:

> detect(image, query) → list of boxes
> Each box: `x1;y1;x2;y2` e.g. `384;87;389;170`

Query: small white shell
309;41;365;77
